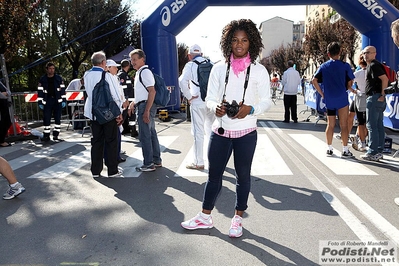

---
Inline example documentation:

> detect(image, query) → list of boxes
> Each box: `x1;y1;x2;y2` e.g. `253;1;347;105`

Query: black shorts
326;108;337;116
349;101;366;125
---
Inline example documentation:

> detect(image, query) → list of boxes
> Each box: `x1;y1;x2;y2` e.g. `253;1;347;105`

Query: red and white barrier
24;92;84;102
24;93;38;102
66;91;84;101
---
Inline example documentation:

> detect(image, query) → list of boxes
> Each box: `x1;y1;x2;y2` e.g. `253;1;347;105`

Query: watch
249;106;254;115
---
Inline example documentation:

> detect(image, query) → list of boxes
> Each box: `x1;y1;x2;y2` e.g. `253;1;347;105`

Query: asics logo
160;0;188;27
358;0;388;19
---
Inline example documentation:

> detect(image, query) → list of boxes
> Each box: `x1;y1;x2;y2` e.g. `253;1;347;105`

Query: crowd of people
1;17;398;234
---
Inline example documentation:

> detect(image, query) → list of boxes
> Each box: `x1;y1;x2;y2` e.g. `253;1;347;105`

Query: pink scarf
230;53;251;76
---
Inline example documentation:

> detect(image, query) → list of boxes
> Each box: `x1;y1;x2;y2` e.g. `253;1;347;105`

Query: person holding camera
181;19;272;238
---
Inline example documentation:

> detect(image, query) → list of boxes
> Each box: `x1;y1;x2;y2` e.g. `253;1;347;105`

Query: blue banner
384;93;399;131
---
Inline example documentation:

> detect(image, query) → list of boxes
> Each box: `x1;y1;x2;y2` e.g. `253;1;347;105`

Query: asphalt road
1;96;399;266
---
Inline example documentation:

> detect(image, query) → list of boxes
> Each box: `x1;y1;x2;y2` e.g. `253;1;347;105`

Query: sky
127;0;307;61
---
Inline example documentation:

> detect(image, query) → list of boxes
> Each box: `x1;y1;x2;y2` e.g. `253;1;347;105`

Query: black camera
222;100;240;117
385;81;399;95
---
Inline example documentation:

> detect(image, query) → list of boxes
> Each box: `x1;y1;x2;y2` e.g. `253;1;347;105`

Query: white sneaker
394;198;399;206
3;183;26;200
228;215;243;238
181;212;213;230
108;170;124;178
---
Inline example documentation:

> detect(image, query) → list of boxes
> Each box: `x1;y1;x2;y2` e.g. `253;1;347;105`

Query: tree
41;0;135;80
0;1;40;61
263;41;309;76
177;43;189;75
303;16;358;69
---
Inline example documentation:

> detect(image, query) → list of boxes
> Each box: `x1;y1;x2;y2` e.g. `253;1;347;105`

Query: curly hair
220;19;263;63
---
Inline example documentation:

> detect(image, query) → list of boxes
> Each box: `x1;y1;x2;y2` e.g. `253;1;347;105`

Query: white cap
106;59;120;67
189;44;202;54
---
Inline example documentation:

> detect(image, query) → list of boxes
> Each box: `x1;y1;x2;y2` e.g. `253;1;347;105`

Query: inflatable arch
141;0;399;109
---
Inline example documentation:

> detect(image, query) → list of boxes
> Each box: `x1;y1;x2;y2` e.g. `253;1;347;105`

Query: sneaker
359;145;367;152
335;134;342;140
92;174;101;178
153;162;162;168
341;150;354;159
108;170;124;178
352;140;359;151
136;163;155;172
53;136;64;142
229;215;243;238
181;212;213;230
186;163;205;170
3;183;26;200
326;149;333;156
376;153;384;160
394;198;399;206
360;153;380;161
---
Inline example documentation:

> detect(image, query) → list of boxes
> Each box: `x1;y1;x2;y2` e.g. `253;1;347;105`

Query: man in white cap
179;44;215;170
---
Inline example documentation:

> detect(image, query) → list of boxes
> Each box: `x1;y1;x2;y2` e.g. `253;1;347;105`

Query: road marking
252;134;293;175
290;134;378;176
122;136;178;178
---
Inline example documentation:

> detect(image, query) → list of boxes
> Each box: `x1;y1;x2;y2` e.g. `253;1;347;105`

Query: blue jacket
37;74;65;105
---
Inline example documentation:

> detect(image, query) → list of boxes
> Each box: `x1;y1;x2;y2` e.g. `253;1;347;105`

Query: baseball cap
106;59;120;67
189;44;202;54
120;59;130;67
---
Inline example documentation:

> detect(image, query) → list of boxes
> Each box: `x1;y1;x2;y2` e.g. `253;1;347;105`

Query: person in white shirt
281;60;301;123
65;78;83;91
128;49;162;172
84;51;123;178
179;44;215;170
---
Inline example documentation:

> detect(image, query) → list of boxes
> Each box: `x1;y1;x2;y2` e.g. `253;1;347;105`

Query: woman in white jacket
181;19;272;238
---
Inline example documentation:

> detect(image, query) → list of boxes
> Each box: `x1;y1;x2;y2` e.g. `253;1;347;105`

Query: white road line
122;136;178;178
252;134;292;175
175;139;209;177
27;149;91;179
290;134;378;176
262;122;385;248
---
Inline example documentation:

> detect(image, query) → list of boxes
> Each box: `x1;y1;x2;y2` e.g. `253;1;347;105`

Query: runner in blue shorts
312;42;355;158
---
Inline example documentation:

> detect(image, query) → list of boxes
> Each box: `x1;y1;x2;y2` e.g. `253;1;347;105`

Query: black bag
139;68;170;107
191;59;213;101
92;71;121;124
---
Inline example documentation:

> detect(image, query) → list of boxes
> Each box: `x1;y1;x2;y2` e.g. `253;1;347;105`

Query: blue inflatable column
141;28;181;111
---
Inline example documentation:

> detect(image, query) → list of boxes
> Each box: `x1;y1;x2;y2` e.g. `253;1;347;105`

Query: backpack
92;71;121;125
383;64;396;83
139;67;170;107
191;59;213;101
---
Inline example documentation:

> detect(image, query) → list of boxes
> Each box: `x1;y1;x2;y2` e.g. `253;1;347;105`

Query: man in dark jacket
118;59;138;137
37;62;66;142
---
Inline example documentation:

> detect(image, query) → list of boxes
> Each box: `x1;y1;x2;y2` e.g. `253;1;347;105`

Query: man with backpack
128;49;162;172
179;44;215;170
84;51;123;178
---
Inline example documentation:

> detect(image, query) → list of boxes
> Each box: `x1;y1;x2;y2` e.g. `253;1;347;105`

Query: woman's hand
215;104;226;117
233;104;252;119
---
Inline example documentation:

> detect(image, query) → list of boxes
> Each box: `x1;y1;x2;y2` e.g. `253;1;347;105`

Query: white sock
343;146;349;152
200;212;210;219
328;145;333;151
10;182;19;188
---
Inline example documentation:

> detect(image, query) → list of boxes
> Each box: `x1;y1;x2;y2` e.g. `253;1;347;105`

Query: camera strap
223;61;251;104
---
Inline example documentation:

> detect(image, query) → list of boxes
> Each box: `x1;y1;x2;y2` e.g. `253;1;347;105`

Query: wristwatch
249;106;254;115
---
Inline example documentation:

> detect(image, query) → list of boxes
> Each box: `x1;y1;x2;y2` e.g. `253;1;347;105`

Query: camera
222;100;240;117
385;81;399;95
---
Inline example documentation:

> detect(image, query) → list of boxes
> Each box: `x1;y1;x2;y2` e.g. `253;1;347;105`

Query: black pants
284;94;298;122
0;100;11;143
90;119;118;176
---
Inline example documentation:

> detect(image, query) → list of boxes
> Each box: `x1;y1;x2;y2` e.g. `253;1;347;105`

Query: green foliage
3;0;141;92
